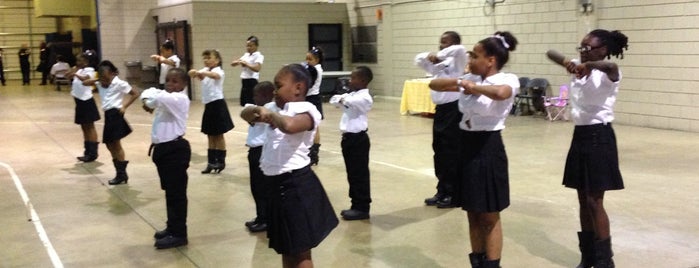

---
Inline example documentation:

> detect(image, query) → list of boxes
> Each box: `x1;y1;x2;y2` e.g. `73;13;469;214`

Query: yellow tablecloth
400;78;435;115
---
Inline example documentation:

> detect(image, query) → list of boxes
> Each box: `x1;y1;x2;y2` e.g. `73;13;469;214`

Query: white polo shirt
458;72;519;131
96;76;132;110
199;66;225;104
329;88;373;133
569;68;620;126
259;101;321;176
71;67;96;101
141;87;190;144
159;55;181;84
415;44;468;104
239;51;264;80
307;64;323;96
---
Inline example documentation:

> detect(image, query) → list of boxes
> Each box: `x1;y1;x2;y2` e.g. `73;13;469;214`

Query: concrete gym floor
1;80;698;267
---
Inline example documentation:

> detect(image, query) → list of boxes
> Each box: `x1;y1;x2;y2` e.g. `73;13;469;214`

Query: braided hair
588;29;629;59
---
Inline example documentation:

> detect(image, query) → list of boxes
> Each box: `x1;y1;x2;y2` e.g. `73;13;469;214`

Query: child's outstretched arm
546;50;619;81
150;54;176;67
429;78;460;92
430;77;512;100
241;106;313;134
82;78;98;86
190;69;221;80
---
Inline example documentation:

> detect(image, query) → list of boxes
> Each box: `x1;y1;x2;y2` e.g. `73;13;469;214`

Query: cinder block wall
153;2;350;101
97;0;158;82
346;0;699;132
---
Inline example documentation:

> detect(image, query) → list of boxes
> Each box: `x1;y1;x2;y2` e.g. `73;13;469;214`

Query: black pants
248;146;271;223
433;101;462;200
152;138;191;238
20;63;30;84
240;78;257;106
0;62;5;84
41;70;49;84
341;131;371;212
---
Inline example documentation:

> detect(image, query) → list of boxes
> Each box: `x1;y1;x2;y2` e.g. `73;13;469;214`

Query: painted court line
0;162;64;268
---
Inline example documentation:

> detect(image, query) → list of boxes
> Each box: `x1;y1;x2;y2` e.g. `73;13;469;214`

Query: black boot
216;150;226;173
576;231;595;268
201;149;218;174
481;258;500;268
77;141;99;162
108;160;129;185
594;237;615;268
202;149;225;174
308;143;320;166
469;252;485;268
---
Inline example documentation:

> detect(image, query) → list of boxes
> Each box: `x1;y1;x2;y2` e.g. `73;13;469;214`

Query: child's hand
427;53;440;64
150;54;162;62
188;69;199;77
573;63;591;79
230;60;240;67
119;107;126;115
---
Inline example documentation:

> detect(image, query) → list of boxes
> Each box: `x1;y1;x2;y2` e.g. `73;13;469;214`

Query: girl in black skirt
67;50;100;162
241;63;337;268
429;31;519;268
189;49;234;174
304;46;324;165
546;29;628;268
231;36;264;106
84;60;140;185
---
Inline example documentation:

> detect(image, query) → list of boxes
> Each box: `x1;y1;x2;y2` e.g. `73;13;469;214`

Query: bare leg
313;127;320;144
209;134;226;150
467;212;485;253
106;140;125;161
479;212;503;260
578;190;609;239
81;122;98;142
282;250;313;268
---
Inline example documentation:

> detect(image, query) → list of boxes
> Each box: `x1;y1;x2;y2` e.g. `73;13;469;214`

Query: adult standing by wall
38;42;50;85
231;36;264;106
0;48;6;86
18;44;31;85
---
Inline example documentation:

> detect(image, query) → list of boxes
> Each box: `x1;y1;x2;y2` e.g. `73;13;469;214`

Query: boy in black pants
140;68;192;249
244;81;275;232
329;66;374;220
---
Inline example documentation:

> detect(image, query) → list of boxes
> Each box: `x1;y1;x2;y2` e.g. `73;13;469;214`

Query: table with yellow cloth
400;78;435;115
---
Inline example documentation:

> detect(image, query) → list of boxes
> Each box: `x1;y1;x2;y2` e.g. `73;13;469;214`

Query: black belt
148;136;184;156
342;129;368;136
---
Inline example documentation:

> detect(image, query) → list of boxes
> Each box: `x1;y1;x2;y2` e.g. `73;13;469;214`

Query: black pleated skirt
74;97;100;124
201;99;234;135
563;123;624;192
267;165;338;255
102;108;132;143
305;94;324;119
459;130;510;213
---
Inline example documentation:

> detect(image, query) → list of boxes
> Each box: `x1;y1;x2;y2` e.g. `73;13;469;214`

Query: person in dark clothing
0;48;6;86
38;42;50;85
18;44;31;85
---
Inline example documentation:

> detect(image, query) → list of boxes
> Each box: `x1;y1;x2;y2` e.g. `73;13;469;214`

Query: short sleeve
284;102;321;129
255;53;264;64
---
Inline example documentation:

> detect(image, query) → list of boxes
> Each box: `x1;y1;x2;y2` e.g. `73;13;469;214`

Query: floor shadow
369;205;453;231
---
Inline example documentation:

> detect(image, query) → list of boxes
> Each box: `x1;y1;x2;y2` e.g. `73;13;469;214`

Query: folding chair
512;77;530;115
527;78;549;114
543;85;569;121
54;69;71;91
